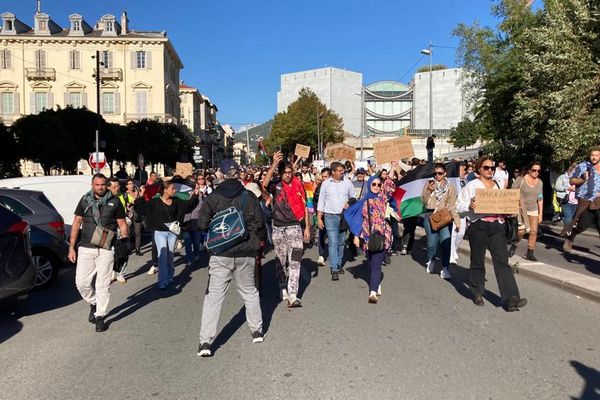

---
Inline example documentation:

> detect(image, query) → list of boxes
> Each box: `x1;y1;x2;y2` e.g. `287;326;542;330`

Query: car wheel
32;250;58;290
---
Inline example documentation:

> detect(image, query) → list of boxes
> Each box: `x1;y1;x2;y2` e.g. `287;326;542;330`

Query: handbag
90;226;116;250
367;200;385;253
429;208;452;231
162;201;181;236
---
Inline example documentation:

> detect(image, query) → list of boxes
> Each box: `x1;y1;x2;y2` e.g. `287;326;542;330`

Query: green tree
449;118;481;149
0;123;22;178
265;88;344;157
416;64;448;73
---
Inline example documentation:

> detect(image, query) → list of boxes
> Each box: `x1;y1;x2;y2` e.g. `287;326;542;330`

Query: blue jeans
154;230;177;286
183;221;203;264
562;203;577;225
423;214;451;268
324;214;346;272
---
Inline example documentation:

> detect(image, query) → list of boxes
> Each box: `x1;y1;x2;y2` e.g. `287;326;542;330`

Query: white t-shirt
493;168;509;189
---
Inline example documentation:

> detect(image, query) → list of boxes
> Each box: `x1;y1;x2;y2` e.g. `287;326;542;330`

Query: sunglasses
371;182;382;187
481;166;496;171
434;171;445;176
530;168;541;173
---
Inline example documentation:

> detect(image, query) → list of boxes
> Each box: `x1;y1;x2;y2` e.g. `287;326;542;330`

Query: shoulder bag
162;200;181;236
428;185;452;231
367;200;385;253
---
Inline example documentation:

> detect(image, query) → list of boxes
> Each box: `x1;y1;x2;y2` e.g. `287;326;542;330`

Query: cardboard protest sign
294;144;311;159
325;143;356;161
372;137;414;164
174;162;194;178
474;189;520;214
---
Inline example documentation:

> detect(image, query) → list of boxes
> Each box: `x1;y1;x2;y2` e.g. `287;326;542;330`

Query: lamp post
421;41;433;138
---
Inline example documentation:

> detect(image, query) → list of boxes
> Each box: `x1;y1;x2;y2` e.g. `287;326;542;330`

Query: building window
35;50;46;69
35;92;48;113
136;51;146;69
102;92;115;114
38;20;47;31
5;20;13;31
101;51;112;68
72;20;80;31
69;50;80;70
69;92;82;108
0;50;11;69
1;92;14;115
105;21;113;32
135;92;147;114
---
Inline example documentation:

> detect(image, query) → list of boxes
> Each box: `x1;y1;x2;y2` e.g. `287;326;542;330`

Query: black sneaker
331;271;339;281
400;246;408;256
287;299;302;308
88;304;97;323
504;297;528;312
383;254;391;265
197;342;212;357
338;267;345;275
251;330;264;343
95;316;107;332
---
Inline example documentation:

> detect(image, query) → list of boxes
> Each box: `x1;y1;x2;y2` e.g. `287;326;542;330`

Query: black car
0;206;36;303
0;189;69;289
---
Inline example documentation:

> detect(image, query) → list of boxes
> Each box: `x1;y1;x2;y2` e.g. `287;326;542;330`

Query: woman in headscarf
345;162;398;304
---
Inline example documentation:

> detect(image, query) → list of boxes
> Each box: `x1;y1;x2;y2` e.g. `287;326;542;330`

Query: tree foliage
454;0;600;168
265;88;345;157
416;64;448;73
449;118;481;149
0;123;22;178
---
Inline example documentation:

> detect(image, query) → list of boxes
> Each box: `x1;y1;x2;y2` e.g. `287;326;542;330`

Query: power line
398;54;425;82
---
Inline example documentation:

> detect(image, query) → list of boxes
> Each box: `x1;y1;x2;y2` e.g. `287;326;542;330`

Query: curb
456;242;600;303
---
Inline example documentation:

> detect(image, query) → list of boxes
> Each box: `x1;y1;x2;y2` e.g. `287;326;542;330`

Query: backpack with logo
206;191;249;254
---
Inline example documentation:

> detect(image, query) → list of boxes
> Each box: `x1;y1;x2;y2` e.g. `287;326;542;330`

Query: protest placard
325;143;355;161
372;136;414;164
474;189;520;214
294;144;311;159
174;162;194;178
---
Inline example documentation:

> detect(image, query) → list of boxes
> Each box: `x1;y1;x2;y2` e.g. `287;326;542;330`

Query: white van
0;176;92;234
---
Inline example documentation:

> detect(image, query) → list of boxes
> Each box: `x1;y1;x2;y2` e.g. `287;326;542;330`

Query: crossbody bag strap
367;199;372;234
161;199;175;222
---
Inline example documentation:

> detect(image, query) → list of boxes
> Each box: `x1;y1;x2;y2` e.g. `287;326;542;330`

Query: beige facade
0;10;183;127
179;83;201;138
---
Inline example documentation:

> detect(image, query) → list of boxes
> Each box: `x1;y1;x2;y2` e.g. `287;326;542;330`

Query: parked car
0;189;69;289
0;206;36;303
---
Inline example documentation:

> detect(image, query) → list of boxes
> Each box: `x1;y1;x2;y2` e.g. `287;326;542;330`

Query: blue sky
4;0;506;129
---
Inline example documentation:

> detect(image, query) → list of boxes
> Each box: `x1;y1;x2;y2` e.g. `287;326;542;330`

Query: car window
0;196;33;216
37;194;58;212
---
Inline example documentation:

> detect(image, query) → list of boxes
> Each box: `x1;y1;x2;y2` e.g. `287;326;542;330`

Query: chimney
121;10;128;34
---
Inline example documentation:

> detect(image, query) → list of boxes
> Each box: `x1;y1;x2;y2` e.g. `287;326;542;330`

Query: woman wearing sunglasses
457;156;527;311
421;163;460;279
345;162;398;304
509;161;544;261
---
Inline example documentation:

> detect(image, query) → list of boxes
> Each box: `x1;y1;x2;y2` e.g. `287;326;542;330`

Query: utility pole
245;126;251;165
93;50;101;174
360;85;365;161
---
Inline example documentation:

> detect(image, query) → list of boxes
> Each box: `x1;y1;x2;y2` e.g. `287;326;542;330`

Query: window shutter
14;92;20;114
100;93;104;113
146;51;151;69
0;51;4;68
114;92;121;114
37;50;46;68
82;92;88;108
108;51;113;69
64;92;70;106
69;50;74;69
75;50;80;69
131;51;136;69
30;93;36;114
47;92;54;109
5;50;11;69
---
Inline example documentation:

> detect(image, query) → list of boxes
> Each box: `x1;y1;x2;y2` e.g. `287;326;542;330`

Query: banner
372;137;414;164
294;144;311;159
474;189;520;214
325;143;355;161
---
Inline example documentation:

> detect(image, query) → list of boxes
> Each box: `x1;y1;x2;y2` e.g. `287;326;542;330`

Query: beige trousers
75;246;114;317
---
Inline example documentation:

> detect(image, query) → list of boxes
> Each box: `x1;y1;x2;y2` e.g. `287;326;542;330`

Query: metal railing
25;68;56;80
124;113;178;124
94;68;123;81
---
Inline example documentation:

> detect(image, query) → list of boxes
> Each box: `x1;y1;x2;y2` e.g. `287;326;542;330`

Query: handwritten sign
474;189;520;214
372;136;414;164
294;144;311;159
325;143;355;161
174;162;194;178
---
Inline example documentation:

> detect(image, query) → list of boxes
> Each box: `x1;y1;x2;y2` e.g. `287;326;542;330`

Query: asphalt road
1;238;599;400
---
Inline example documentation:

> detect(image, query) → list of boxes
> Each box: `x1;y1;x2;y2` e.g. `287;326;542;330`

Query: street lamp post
360;86;365;161
421;41;433;139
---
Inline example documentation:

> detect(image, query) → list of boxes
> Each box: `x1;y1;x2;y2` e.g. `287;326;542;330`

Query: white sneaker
116;273;127;284
440;267;452;280
147;265;158;275
377;284;382;296
426;260;435;274
281;289;289;301
318;256;325;266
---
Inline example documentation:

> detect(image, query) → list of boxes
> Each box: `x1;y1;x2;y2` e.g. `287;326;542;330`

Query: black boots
508;244;517;258
95;316;107;332
526;249;538;262
88;304;96;323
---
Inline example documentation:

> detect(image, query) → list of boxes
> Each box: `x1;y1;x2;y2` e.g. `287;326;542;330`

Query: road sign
88;152;106;170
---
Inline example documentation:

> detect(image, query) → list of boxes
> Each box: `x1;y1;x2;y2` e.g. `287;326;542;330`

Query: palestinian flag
258;140;267;158
394;162;461;219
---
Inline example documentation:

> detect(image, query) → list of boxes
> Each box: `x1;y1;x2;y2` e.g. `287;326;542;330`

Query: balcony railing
25;68;56;80
0;114;20;126
94;68;123;81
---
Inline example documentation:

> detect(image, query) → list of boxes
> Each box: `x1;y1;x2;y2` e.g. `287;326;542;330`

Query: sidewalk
456;237;600;303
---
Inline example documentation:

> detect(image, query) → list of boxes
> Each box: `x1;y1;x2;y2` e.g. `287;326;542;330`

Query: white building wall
412;68;466;131
277;67;362;137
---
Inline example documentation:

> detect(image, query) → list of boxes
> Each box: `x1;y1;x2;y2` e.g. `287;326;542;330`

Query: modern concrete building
277;67;362;137
411;67;469;133
364;80;412;135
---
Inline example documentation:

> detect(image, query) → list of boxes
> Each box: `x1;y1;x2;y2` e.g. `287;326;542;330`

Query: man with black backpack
196;160;266;357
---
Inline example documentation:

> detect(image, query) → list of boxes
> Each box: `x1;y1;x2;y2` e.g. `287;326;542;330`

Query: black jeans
389;217;402;251
572;208;600;238
134;221;144;251
401;216;418;252
466;220;520;304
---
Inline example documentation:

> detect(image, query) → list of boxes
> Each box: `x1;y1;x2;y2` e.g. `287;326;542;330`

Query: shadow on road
570;360;600;400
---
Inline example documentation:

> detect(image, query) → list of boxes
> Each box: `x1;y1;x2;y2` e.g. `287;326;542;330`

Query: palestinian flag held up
257;140;268;158
393;162;461;219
